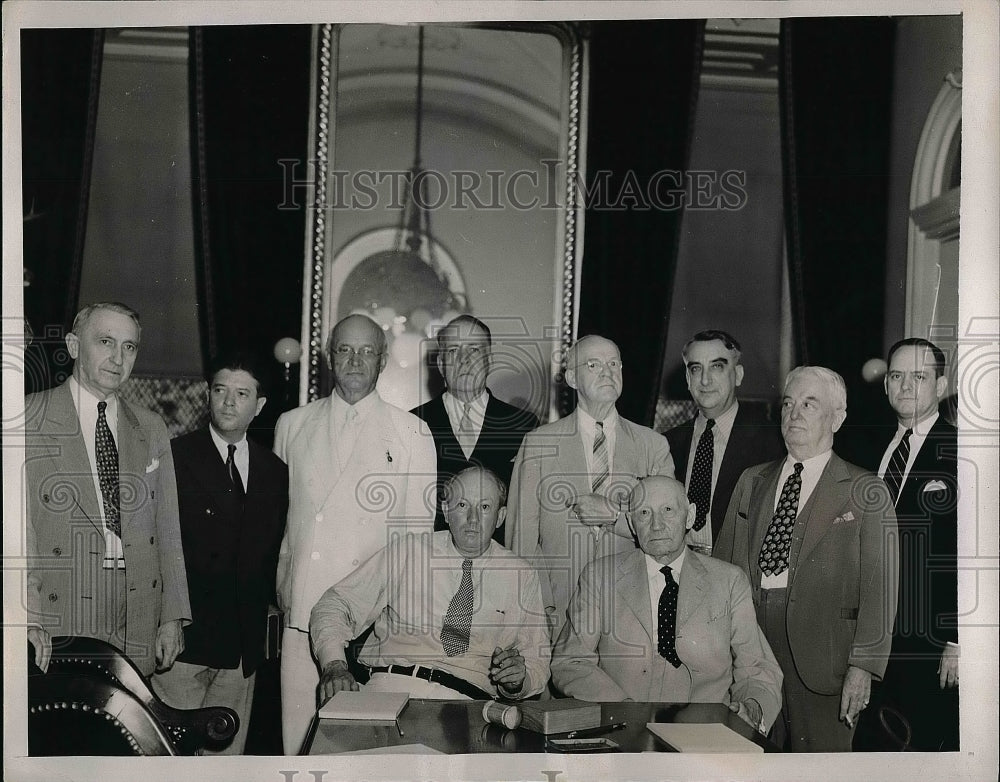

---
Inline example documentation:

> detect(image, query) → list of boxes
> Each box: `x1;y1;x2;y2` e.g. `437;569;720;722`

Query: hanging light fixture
338;25;465;333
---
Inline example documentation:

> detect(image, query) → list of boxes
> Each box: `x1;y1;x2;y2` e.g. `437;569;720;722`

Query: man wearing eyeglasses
272;313;436;753
507;334;675;638
411;315;539;543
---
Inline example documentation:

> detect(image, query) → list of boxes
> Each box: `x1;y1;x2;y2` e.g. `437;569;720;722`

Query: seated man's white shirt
644;545;686;651
760;450;832;590
311;530;550;698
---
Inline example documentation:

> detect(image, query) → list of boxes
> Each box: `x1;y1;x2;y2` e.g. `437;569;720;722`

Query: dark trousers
757;587;856;752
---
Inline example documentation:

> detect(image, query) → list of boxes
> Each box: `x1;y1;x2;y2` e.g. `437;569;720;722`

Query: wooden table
303;700;778;754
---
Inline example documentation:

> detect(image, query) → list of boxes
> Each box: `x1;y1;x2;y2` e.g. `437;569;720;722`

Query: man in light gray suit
273;314;436;753
506;334;674;637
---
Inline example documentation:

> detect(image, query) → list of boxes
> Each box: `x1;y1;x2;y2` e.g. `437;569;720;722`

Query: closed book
646;722;763;753
518;699;602;735
318;690;410;722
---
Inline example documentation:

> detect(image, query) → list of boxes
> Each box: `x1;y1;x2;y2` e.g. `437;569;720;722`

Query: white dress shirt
877;411;940;497
442;390;488;457
330;389;377;470
209;425;250;490
68;376;124;565
644;546;687;652
576;405;619;487
684;402;739;553
760;450;832;589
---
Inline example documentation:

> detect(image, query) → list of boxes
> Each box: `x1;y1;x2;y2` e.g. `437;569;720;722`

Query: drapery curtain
21;29;104;394
779;18;896;463
188;25;311;398
577;20;704;426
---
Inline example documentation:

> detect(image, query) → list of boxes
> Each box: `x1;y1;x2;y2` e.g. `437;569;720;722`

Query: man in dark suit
867;338;958;750
411;315;539;542
664;330;785;553
714;366;898;752
151;353;288;754
25;302;190;677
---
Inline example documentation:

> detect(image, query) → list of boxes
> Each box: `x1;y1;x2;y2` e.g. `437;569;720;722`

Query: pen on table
395;719;404;738
565;722;627;739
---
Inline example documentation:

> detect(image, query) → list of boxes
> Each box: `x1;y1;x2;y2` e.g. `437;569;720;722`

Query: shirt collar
897;411;939;438
69;375;117;417
644;545;687;583
209;424;247;461
577;404;619;433
332;388;379;421
784;449;832;473
697;400;739;438
443;389;489;416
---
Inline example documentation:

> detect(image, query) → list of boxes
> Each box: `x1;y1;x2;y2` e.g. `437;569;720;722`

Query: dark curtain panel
21;29;104;394
577;20;704;425
189;25;312;442
779;18;896;464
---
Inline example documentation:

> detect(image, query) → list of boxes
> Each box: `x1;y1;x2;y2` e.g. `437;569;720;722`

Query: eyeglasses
332;345;381;360
577;358;623;374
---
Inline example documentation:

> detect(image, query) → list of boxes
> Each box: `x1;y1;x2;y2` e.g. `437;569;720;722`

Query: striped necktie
592;421;609;493
883;428;913;506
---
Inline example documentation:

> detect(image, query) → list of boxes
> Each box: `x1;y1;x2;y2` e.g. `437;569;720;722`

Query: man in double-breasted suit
24;302;190;677
715;366;898;752
151;353;288;754
410;315;539;542
865;338;959;750
664;330;785;551
552;477;783;732
506;334;674;637
273;314;436;753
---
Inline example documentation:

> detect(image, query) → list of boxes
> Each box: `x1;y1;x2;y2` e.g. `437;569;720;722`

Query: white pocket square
833;511;855;524
145;458;160;474
923;480;947;492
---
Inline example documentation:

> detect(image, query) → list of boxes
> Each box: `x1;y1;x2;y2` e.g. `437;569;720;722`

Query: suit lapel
117;397;149;530
43;385;104;533
676;551;709;628
618;550;654;644
304;397;338;505
748;460;783;578
795;454;851;564
553;411;591;495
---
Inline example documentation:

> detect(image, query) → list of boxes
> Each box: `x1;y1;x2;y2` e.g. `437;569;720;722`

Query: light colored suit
506;410;674;634
272;390;436;752
551;548;783;729
714;453;897;694
24;381;190;676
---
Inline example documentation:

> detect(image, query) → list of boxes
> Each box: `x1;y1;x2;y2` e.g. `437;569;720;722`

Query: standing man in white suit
273;314;436;753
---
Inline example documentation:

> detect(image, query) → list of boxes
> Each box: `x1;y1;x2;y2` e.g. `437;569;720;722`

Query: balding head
326;314;388;404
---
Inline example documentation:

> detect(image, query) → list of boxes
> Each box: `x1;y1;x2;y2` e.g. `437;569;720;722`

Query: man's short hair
206;351;268;397
70;302;142;340
887;337;947;378
436;314;492;347
564;334;619;371
324;313;387;360
681;329;742;363
784;365;847;412
442;466;508;508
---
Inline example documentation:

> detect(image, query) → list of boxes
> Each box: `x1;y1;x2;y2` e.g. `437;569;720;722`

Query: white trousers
280;627;320;754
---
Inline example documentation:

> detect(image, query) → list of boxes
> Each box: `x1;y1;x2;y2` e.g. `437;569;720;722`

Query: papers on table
646;722;763;753
318;690;410;721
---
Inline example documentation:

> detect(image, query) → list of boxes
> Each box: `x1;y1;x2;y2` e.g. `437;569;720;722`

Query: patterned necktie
456;402;477;459
687;419;715;531
757;462;804;576
657;565;682;667
226;443;245;498
440;559;474;656
883;428;913;506
592;421;609;493
95;400;121;537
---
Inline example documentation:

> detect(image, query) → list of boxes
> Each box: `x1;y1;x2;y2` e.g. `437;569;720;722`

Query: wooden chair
29;636;239;755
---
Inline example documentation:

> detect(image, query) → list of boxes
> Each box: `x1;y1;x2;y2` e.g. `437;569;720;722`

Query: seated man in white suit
273;314;436;753
551;476;782;734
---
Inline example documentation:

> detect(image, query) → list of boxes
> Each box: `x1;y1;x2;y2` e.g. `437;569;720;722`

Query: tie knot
596;420;604;430
902;428;913;439
660;564;674;582
97;400;107;414
461;559;473;574
704;418;715;431
793;462;804;475
227;443;237;458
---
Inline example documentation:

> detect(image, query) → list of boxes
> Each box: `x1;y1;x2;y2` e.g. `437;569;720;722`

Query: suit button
315;513;323;522
352;559;359;566
52;547;62;556
150;537;154;544
43;494;50;503
311;552;320;560
48;593;58;602
152;580;158;588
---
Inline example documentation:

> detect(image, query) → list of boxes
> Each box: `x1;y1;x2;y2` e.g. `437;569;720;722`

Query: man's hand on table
319;660;359;705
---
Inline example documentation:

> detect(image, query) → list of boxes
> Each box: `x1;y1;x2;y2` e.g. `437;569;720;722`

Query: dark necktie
757;462;804;576
95;400;121;537
657;565;682;667
440;559;474;656
592;421;609;493
883;428;913;506
687;419;715;531
226;443;245;498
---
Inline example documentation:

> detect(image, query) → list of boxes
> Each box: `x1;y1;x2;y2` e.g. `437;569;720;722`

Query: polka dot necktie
757;462;804;576
883;428;913;506
440;559;474;656
226;443;245;498
657;565;682;667
687;419;715;531
592;421;609;493
95;400;121;537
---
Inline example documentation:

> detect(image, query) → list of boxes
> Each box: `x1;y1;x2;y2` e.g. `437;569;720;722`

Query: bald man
506;334;675;638
551;476;782;733
272;314;436;753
